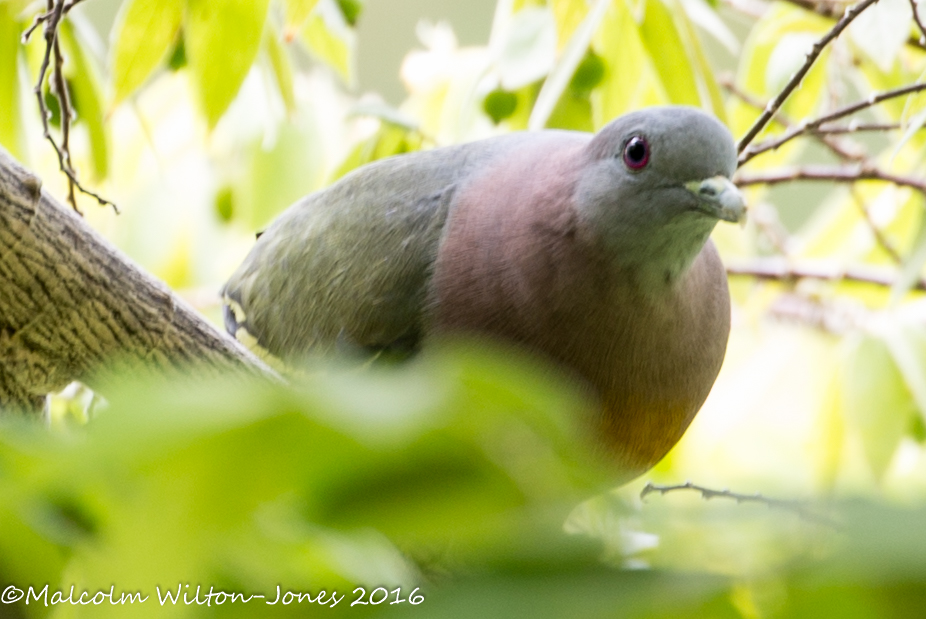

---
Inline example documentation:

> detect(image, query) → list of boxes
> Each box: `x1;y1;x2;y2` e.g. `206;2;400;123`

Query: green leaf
880;318;926;422
335;0;363;26
330;123;423;182
551;0;591;51
848;0;911;72
301;0;355;85
678;0;738;55
59;20;109;180
233;114;326;230
529;0;608;130
0;1;22;159
485;88;519;124
184;0;272;128
497;7;557;91
733;4;830;143
592;0;663;126
263;22;296;113
283;0;321;40
109;0;183;106
839;331;916;479
639;0;701;107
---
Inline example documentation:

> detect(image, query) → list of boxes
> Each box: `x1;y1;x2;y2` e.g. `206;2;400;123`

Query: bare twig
781;0;850;19
911;0;926;44
768;293;869;333
721;75;865;162
741;82;926;164
810;121;902;134
21;0;86;40
21;0;117;214
736;0;879;154
849;187;905;266
735;164;926;197
725;257;926;291
640;481;835;526
780;0;926;50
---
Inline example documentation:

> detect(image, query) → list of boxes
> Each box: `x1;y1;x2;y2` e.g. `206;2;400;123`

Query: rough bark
0;149;278;415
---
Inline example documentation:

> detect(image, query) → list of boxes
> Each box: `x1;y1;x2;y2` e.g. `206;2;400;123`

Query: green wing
222;138;518;363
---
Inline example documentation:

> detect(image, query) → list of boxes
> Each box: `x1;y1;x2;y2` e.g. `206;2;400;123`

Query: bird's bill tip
685;176;747;224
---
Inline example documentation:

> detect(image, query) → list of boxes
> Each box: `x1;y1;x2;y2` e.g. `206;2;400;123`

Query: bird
222;106;745;478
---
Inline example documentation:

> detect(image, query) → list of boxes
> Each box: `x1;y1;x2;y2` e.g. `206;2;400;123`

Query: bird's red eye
622;136;649;170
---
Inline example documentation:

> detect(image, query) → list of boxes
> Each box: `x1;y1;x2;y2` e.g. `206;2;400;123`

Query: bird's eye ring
622;136;649;170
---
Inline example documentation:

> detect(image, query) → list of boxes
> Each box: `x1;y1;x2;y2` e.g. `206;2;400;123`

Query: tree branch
22;0;116;214
740;82;926;165
735;164;926;197
725;257;926;291
780;0;926;49
640;481;835;526
736;0;879;154
0;150;279;415
911;0;926;43
720;74;865;162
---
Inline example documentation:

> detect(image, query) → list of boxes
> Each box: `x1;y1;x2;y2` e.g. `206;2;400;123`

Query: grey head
574;106;745;286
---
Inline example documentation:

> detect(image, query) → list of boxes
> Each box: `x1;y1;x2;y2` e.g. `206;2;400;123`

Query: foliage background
2;0;926;615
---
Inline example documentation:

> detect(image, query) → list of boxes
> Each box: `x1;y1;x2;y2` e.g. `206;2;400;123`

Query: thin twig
721;75;865;162
725;257;926;291
768;293;869;333
750;202;795;255
780;0;926;50
911;0;926;44
52;36;76;209
21;0;87;42
847;186;926;291
737;0;879;154
22;0;117;214
781;0;850;19
850;187;904;265
736;164;926;197
640;481;836;526
810;121;902;134
741;82;926;164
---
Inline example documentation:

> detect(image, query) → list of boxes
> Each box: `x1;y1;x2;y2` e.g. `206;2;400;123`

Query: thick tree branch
0;150;278;415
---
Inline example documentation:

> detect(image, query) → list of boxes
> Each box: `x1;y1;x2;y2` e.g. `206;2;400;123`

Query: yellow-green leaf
530;0;608;130
185;0;272;128
840;331;916;480
0;2;22;159
331;123;422;182
734;3;830;144
301;0;355;85
109;0;183;106
639;0;700;107
592;0;665;127
264;23;296;113
551;0;590;51
59;20;109;180
283;0;321;41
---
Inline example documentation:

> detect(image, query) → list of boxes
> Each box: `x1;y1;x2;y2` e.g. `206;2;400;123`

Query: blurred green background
3;0;926;615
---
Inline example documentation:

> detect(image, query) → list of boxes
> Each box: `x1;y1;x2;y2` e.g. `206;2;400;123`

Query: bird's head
575;106;745;284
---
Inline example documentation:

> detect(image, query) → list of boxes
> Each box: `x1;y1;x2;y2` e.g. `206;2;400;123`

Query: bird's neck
603;213;719;292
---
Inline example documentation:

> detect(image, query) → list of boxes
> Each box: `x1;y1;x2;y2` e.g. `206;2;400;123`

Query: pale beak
685;176;747;224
